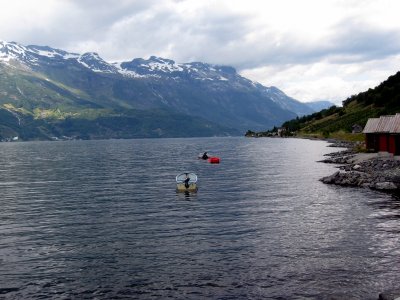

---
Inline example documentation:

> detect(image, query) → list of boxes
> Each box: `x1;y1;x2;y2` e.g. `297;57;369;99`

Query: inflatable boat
208;157;220;164
176;172;198;192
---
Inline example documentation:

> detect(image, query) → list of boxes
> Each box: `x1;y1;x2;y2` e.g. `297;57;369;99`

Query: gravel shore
319;142;400;191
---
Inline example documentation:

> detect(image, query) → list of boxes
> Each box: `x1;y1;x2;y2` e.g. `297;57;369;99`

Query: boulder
320;171;340;184
379;287;400;300
374;182;397;190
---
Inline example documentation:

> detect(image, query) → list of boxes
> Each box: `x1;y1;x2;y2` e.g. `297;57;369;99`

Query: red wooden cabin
363;114;400;155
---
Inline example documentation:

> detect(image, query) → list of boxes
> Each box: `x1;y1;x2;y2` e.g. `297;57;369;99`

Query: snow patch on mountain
77;52;118;73
0;40;315;117
0;41;238;83
0;41;27;61
112;62;161;78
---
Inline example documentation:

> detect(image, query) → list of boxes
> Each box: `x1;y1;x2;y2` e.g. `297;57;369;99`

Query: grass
327;131;364;142
297;130;365;142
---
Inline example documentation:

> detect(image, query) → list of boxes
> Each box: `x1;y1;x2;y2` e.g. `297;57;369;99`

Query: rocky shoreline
319;141;400;191
320;141;400;300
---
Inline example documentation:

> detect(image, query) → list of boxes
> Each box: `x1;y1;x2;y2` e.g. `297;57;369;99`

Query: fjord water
1;137;400;299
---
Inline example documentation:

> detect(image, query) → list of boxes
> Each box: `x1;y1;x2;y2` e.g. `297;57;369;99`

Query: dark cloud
64;0;158;30
220;18;400;71
16;0;159;51
326;18;400;63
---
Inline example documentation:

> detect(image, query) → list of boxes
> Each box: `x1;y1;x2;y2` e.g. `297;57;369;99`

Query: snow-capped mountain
0;40;315;139
0;42;257;87
0;41;76;65
0;41;252;83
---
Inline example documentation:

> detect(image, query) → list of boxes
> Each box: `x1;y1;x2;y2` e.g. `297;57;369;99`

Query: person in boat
183;173;190;188
201;152;209;160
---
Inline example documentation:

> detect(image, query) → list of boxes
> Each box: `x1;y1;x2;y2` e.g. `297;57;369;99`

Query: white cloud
1;0;400;103
241;54;400;105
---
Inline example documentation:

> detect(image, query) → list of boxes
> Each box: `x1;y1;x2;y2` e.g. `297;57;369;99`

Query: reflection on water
0;137;399;299
176;190;198;200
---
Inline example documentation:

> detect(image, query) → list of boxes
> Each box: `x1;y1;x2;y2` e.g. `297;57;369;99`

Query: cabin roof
363;113;400;134
389;113;400;133
363;118;381;133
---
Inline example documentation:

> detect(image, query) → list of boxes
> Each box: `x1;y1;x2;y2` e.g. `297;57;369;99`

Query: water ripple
0;138;399;299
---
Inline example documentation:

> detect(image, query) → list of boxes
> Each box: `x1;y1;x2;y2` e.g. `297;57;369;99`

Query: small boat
208;157;220;164
198;152;220;163
176;172;198;192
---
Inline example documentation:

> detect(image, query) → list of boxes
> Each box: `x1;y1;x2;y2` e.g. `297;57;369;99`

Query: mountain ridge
0;40;316;140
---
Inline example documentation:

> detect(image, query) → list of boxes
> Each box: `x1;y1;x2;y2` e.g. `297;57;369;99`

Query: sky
1;0;400;106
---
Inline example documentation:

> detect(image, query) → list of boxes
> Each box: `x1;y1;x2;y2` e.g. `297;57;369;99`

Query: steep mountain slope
0;41;313;140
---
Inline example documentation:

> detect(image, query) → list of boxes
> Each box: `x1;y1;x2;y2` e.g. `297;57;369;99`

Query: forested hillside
280;71;400;137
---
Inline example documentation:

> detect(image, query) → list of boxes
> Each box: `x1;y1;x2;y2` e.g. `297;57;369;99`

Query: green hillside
0;63;97;111
256;71;400;140
0;63;238;140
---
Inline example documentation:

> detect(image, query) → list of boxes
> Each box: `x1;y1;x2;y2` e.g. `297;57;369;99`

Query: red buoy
208;157;220;164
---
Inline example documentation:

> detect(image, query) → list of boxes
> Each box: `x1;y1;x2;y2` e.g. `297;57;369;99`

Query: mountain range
0;41;328;140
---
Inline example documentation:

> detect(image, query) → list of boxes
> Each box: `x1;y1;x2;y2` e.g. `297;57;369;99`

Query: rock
374;182;397;190
391;175;400;183
320;171;340;184
319;145;400;191
361;182;372;188
378;287;400;300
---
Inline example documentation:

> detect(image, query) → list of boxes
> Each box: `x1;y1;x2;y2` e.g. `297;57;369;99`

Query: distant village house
277;127;287;137
351;124;363;133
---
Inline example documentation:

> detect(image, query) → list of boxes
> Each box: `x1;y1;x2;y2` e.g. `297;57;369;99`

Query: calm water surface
1;137;400;299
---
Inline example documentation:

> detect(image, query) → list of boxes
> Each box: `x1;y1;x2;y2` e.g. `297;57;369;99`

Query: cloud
325;18;400;63
73;0;253;63
241;54;400;105
0;0;158;52
1;0;400;103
